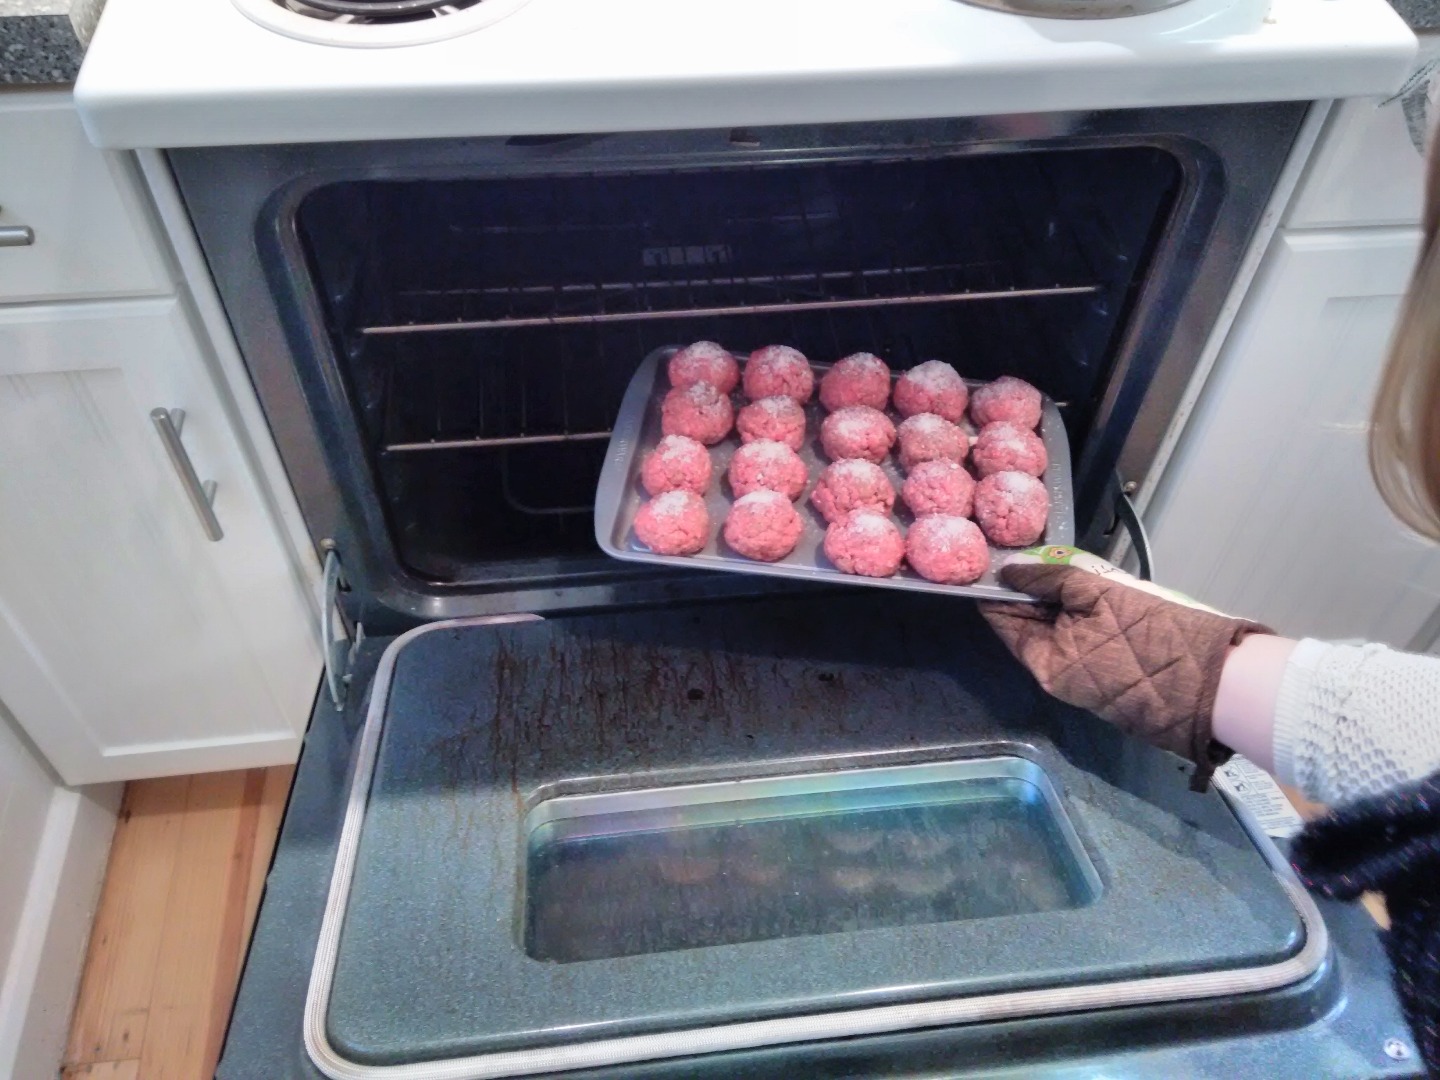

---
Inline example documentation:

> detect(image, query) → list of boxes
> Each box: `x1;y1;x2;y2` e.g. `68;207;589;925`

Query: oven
168;107;1422;1079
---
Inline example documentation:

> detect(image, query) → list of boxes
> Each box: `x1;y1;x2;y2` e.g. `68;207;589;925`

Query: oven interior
295;146;1181;589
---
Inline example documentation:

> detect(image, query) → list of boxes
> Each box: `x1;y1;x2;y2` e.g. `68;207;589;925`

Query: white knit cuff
1272;638;1332;790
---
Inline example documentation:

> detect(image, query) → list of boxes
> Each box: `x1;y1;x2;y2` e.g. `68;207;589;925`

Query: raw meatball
736;395;807;451
824;510;905;578
744;345;814;403
971;421;1048;478
641;435;713;496
819;352;891;412
819;406;896;464
634;491;710;556
970;375;1043;431
896;413;967;470
668;341;740;395
661;382;733;446
723;490;804;562
905;515;989;585
901;459;975;518
810;459;896;523
893;360;969;422
974;471;1049;548
727;440;809;500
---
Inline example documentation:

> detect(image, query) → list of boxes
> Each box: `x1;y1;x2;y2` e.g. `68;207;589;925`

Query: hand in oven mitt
981;546;1271;791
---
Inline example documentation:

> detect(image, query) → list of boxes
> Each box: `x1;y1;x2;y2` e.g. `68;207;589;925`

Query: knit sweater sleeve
1272;638;1440;805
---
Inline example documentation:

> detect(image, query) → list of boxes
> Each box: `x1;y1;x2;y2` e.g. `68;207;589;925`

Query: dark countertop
0;13;82;85
1392;0;1440;31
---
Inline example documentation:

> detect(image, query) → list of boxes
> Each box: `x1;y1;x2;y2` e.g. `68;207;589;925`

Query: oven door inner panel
316;594;1308;1070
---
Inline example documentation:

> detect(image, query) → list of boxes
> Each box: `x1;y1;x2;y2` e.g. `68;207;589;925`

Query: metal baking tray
595;346;1074;602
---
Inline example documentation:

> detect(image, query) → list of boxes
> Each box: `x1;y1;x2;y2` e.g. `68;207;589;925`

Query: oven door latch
321;544;365;712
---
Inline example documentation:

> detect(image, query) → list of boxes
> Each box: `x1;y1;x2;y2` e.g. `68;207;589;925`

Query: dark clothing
1292;770;1440;1076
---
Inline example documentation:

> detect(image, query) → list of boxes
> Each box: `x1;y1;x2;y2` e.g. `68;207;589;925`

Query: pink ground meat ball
634;491;711;556
905;515;990;585
661;382;734;446
810;459;896;523
970;376;1043;431
744;345;815;403
736;396;807;451
723;490;804;562
824;510;905;578
973;470;1049;548
819;353;891;412
971;421;1048;478
896;413;968;470
641;435;713;496
727;440;809;500
901;459;975;518
819;406;896;464
668;341;740;395
893;360;969;423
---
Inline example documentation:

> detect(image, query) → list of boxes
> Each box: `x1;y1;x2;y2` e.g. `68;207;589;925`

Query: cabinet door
1148;228;1440;647
0;298;320;784
0;93;171;304
1286;39;1440;231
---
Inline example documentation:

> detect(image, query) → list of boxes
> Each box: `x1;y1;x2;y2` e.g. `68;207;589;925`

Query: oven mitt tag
982;545;1271;791
1003;544;1230;613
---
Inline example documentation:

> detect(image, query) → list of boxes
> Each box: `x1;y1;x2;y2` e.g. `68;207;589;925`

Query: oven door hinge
321;544;365;711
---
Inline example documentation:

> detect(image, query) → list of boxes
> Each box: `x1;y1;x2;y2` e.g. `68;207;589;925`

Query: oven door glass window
522;757;1100;963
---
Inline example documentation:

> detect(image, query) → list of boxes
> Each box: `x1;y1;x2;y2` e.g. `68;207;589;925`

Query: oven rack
354;154;1111;339
374;296;1081;464
360;272;1101;336
377;327;627;458
362;156;1112;462
375;333;1077;465
370;267;1094;458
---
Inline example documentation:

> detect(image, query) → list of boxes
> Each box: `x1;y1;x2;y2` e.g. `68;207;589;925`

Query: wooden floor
61;767;293;1080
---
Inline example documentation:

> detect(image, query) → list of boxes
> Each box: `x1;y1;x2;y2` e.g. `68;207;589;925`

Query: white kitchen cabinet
0;94;170;304
0;296;320;784
1148;228;1440;647
0;712;58;979
1287;97;1427;229
0;705;118;1080
1287;36;1440;230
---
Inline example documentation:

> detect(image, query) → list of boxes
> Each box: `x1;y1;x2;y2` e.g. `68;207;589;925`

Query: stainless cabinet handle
150;407;224;541
0;206;34;247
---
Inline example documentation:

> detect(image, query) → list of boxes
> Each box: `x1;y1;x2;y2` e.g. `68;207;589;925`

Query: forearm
1212;634;1297;773
1216;635;1440;804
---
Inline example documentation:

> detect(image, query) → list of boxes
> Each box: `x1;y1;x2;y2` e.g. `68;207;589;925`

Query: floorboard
62;767;293;1080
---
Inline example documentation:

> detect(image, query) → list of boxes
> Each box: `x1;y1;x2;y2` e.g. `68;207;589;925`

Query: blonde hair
1370;138;1440;540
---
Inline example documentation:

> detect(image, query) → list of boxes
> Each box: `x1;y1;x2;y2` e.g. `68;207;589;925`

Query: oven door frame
301;612;1326;1080
169;103;1308;633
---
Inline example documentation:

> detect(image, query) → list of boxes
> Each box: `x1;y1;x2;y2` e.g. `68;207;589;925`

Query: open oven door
217;592;1415;1080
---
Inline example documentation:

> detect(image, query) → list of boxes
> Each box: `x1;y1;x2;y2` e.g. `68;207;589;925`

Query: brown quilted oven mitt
983;556;1270;791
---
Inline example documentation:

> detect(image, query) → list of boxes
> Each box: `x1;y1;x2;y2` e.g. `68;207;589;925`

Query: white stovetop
76;0;1417;149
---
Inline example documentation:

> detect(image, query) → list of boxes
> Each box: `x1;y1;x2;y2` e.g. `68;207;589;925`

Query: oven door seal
303;616;1330;1080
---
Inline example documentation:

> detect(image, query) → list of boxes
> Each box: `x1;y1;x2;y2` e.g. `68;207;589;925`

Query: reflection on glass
524;767;1096;963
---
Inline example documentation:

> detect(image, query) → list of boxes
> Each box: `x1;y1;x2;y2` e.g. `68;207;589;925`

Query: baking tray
595;346;1074;602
